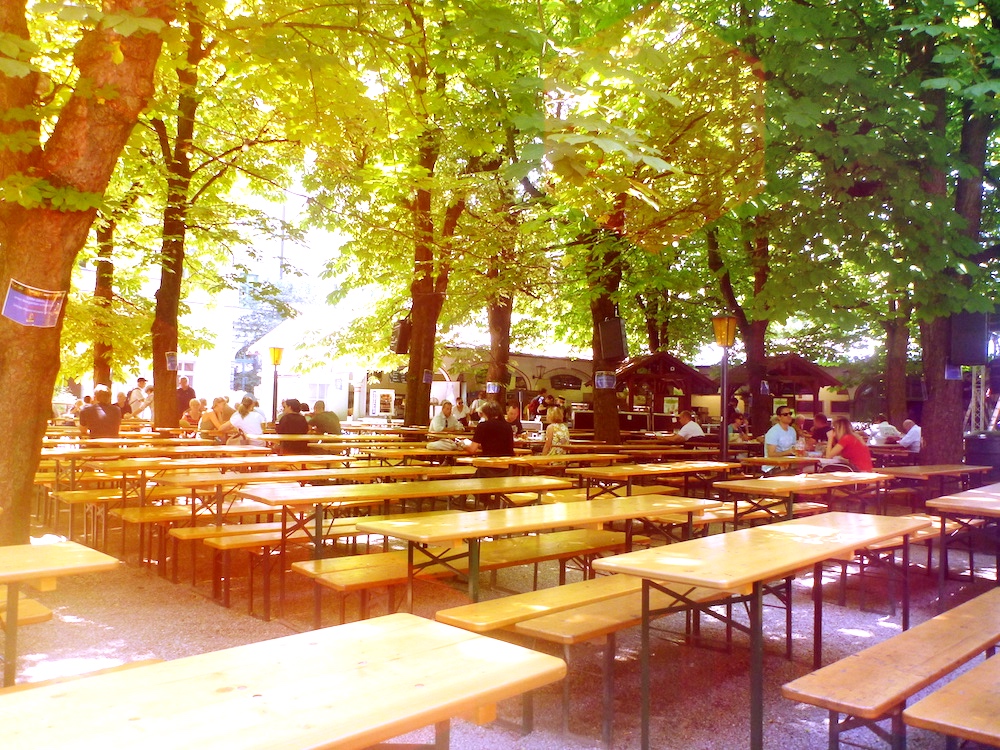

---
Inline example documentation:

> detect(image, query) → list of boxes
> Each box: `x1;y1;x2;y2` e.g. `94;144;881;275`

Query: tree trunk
921;318;964;463
486;294;513;407
585;217;625;444
0;0;171;545
150;24;205;428
93;219;115;386
883;299;910;426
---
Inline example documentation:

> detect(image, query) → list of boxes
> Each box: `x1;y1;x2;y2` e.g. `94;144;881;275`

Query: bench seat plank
782;587;1000;720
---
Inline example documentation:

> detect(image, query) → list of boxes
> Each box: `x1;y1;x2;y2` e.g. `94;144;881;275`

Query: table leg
937;514;948;612
641;579;651;750
812;562;823;669
902;534;911;631
3;581;20;687
468;538;481;603
749;580;764;750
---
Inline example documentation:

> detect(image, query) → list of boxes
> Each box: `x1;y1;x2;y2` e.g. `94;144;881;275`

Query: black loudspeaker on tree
390;318;412;355
950;311;988;366
599;317;629;362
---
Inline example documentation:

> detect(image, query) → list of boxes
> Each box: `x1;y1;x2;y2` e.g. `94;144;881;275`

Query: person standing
175;377;196;424
79;385;122;438
127;377;147;415
452;397;471;427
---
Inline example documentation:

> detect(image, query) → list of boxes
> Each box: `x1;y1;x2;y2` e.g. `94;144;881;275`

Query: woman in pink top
826;417;873;472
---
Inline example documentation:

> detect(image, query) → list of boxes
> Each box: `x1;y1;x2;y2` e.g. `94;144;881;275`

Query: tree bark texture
93;219;115;386
0;0;172;544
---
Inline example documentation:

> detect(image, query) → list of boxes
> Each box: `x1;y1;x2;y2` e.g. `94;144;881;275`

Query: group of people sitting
427;397;571;458
180;396;342;451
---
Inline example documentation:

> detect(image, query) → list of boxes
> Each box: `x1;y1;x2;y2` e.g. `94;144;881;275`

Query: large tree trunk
921;318;964;463
585;215;625;445
883;299;911;426
486;294;513;407
0;0;171;545
150;22;205;428
93;219;115;386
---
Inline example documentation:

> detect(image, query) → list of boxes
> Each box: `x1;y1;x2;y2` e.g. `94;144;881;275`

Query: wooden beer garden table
876;464;991;502
925;481;1000;602
1;541;119;686
592;512;931;750
469;452;627;475
565;461;742;498
0;613;567;749
713;471;890;525
238;475;574;610
358;493;722;604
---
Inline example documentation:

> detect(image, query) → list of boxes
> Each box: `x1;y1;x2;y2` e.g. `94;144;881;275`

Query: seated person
429;401;464;433
663;410;704;444
309;400;342;435
825;416;874;471
220;396;267;446
466;401;515;477
276;398;309;454
505;403;524;437
79;385;122;438
727;412;750;442
542;407;570;455
810;413;832;447
895;419;922;453
452;397;471;427
427;400;464;450
179;398;203;434
869;414;901;445
762;406;797;473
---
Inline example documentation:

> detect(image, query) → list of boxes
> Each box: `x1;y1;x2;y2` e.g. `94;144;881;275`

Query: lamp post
269;347;284;423
712;316;738;462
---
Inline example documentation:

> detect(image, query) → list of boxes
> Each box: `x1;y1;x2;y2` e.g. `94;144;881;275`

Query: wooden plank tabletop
0;613;567;750
357;494;721;544
565;461;742;480
903;650;1000;746
154;465;477;489
714;471;889;498
0;541;118;585
926;481;1000;516
592;512;930;594
237;475;573;509
876;464;991;480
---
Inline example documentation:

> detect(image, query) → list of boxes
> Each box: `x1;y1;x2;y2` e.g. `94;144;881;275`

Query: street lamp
712;316;738;462
269;347;284;423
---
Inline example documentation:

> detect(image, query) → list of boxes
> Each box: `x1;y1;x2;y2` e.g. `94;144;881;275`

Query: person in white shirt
220;396;267;446
869;414;901;445
664;410;704;443
429;401;464;434
763;406;798;473
896;419;922;453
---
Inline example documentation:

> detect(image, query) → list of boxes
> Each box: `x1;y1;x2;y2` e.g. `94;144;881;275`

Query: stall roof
728;353;843;392
615;351;719;395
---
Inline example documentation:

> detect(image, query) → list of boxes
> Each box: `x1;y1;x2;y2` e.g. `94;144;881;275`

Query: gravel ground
8;525;999;749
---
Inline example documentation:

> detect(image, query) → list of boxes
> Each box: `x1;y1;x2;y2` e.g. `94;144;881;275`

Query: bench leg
603;632;616;748
433;719;450;749
312;581;323;630
562;644;571;734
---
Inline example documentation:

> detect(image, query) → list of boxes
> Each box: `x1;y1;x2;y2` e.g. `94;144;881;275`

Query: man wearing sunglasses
763;406;799;473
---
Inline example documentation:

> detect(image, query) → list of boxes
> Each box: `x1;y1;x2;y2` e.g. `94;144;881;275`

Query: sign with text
595;371;616;389
2;279;65;328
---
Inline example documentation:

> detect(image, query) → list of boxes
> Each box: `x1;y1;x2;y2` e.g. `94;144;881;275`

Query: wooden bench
436;573;727;746
0;659;164;695
293;529;646;628
781;587;1000;749
197;510;466;618
0;586;52;628
110;499;275;570
834;513;983;616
